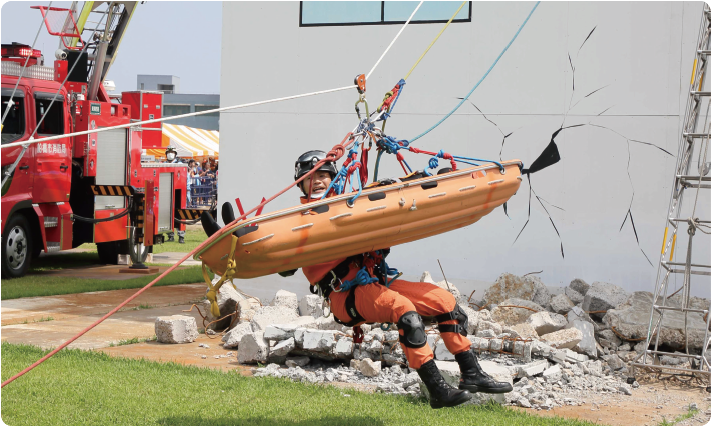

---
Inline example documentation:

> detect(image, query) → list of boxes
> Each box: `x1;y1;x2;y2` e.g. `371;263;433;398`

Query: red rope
408;146;457;170
1;132;354;389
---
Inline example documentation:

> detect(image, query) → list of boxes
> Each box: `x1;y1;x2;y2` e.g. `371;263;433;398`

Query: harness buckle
328;270;343;293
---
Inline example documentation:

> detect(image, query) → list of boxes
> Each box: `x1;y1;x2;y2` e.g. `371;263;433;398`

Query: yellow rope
202;235;239;318
403;1;467;80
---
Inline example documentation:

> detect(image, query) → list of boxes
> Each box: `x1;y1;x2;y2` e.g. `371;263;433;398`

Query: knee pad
435;305;469;337
397;311;427;348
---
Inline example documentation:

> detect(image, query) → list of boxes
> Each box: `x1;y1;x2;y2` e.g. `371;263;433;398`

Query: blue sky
1;1;222;94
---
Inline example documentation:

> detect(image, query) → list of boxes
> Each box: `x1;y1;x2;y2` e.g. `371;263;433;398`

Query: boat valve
399;198;406;207
410;199;417;211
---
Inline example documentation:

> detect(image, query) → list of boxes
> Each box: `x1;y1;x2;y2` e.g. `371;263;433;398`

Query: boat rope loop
202;234;239;318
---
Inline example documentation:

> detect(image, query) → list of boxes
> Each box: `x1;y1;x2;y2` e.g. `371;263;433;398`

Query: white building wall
219;2;710;297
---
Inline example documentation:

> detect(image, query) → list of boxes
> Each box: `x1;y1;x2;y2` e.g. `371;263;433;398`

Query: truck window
1;95;26;145
34;93;64;136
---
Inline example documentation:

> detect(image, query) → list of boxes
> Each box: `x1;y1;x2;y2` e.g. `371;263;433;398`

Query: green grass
1;265;204;300
1;344;593;426
659;408;700;426
78;227;207;255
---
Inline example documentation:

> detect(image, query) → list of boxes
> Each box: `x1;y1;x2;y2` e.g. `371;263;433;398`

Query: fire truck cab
1;38;188;278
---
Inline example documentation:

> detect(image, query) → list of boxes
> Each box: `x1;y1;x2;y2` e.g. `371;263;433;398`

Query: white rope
365;1;423;80
2;2;422;151
1;1;53;125
2;85;357;149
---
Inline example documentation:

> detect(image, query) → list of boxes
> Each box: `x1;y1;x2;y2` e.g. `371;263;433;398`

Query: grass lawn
78;227;208;255
1;344;594;426
1;265;204;300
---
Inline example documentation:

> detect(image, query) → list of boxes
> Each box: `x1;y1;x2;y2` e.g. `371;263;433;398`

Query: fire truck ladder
629;3;711;390
72;1;137;100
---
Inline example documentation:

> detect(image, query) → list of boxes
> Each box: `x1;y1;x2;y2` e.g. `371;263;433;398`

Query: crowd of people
164;146;218;208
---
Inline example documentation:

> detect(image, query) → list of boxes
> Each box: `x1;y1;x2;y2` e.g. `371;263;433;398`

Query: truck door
1;86;34;205
32;91;71;203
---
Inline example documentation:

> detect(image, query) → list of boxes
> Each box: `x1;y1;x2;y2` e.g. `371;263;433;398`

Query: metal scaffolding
629;3;711;390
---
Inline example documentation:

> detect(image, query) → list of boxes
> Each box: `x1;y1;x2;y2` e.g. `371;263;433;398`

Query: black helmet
294;150;338;193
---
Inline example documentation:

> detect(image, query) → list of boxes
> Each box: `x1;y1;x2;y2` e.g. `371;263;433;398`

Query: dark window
194;105;220;118
34;96;64;136
163;104;190;117
157;84;174;94
300;1;471;26
1;95;26;145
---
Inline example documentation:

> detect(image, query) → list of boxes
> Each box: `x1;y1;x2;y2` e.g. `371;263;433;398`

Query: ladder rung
676;175;711;181
691;91;711;96
683;133;711;138
664;268;711;276
698;50;711;55
646;350;703;359
631;362;711;376
653;305;709;314
664;261;711;268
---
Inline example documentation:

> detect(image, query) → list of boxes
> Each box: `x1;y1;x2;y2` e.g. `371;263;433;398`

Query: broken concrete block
271;337;296;357
298;294;323;318
476;320;502;336
434;340;455;361
569;319;597;358
271;290;299;314
510;323;539;339
420;271;437;284
360;358;381;377
564;349;588;363
569;278;590;296
548;349;567;364
549;294;575;315
435;280;465;305
263;317;319;341
517;359;549;378
222;322;253;349
491;298;545;326
540;328;583;349
202;283;246;330
582;282;630;320
286;356;310;368
250;305;300;332
155;315;199;344
541;364;562;383
489;338;503;352
238;331;269;364
461;305;480;335
476;329;496;338
602;292;710;350
527;312;567;335
333;337;354;358
485;273;548;306
302;330;336;352
237;299;258;324
565;287;585;305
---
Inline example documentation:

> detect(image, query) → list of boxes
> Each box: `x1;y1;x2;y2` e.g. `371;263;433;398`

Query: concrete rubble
155;315;199;344
178;273;709;411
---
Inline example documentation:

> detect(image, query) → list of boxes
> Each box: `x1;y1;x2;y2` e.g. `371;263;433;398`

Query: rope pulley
354;74;369;120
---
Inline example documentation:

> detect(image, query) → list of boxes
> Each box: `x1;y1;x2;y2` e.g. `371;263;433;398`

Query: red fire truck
1;3;192;278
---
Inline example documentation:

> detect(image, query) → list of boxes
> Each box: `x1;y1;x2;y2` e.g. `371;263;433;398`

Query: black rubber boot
417;359;472;409
455;350;513;394
166;232;175;242
178;236;185;244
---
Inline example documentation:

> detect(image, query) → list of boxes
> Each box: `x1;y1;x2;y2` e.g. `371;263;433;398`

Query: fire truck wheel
2;214;34;279
96;241;121;265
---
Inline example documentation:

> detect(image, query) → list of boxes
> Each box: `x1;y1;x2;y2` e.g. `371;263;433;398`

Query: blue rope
340;267;378;292
408;1;540;144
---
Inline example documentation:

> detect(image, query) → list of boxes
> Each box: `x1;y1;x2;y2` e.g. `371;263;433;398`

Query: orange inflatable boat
196;160;523;279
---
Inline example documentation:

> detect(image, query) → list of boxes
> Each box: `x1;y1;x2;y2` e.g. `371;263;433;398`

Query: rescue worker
293;150;512;409
164;146;185;244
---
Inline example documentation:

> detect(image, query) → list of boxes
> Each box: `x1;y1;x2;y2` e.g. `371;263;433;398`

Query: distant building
136;75;220;131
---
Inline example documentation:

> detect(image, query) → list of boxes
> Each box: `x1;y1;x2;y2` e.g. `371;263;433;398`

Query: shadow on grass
158;415;385;426
29;251;102;273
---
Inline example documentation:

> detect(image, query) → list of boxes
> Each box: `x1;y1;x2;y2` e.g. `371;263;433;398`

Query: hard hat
165;146;177;161
294;150;338;192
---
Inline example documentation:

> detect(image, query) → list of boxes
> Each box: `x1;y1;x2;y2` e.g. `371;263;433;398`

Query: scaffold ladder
629;3;711;390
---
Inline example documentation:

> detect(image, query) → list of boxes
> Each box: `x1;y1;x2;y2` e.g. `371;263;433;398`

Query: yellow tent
146;123;219;160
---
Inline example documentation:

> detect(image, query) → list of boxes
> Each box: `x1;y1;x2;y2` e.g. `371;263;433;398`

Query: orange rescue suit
300;197;471;369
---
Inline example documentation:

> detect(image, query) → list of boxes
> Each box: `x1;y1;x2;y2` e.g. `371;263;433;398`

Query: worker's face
301;171;332;197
